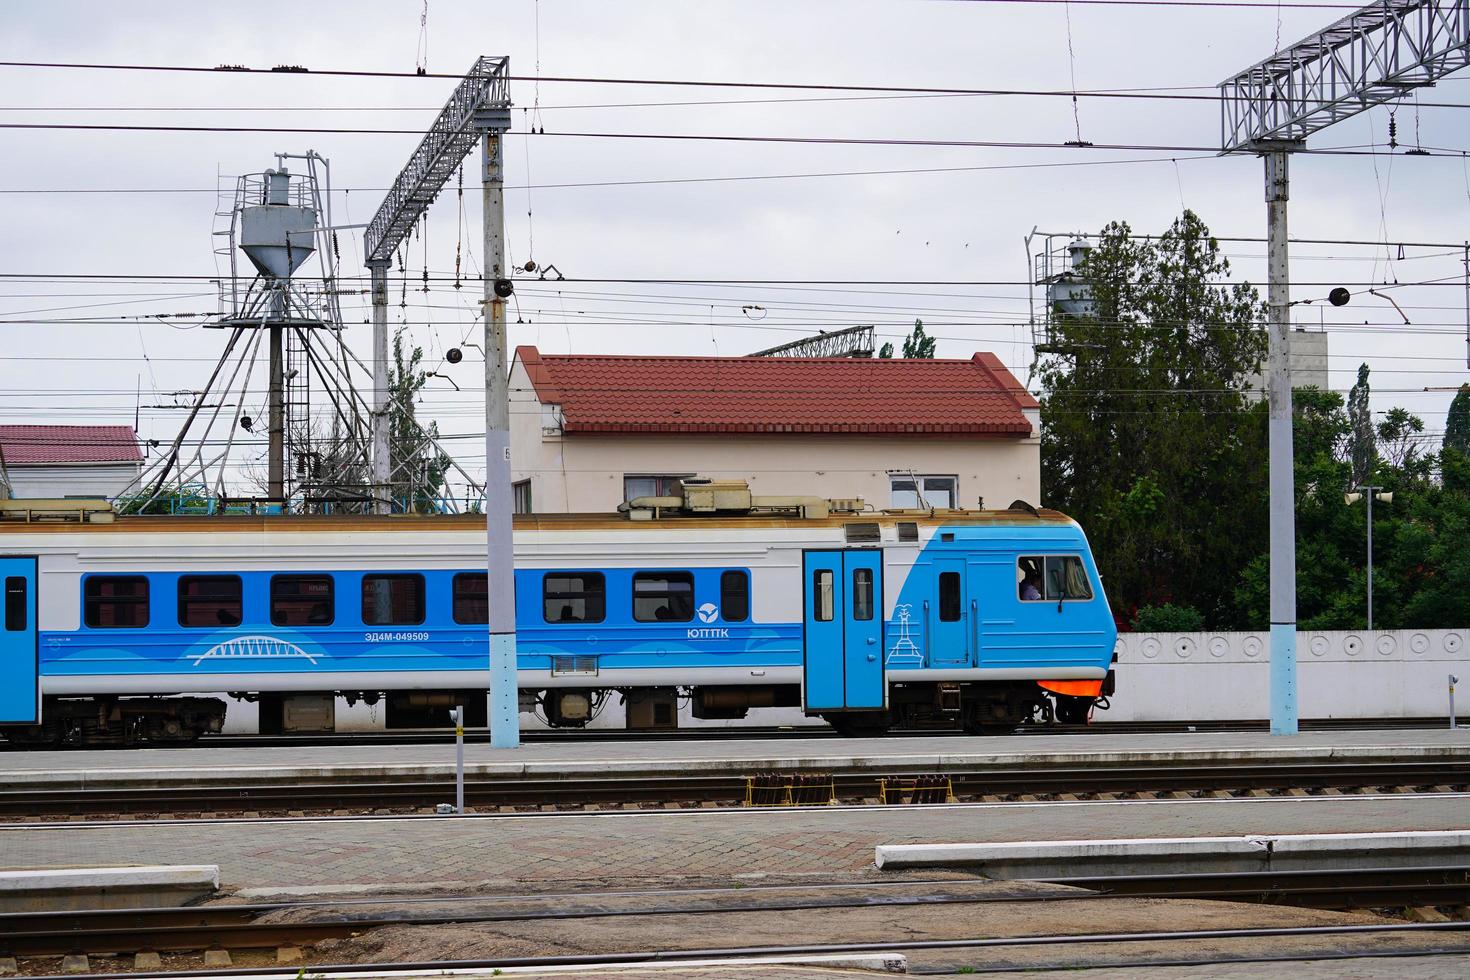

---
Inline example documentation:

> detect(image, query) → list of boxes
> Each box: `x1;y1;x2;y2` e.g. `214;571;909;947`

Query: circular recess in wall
1343;634;1363;657
1410;632;1431;655
1174;636;1197;659
1376;633;1397;657
1445;633;1464;654
1140;636;1163;660
1309;635;1330;657
1242;635;1263;658
1208;636;1230;659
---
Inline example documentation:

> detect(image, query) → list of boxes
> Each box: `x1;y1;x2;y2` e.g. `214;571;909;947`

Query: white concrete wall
6;463;140;500
510;361;1042;514
1101;628;1468;722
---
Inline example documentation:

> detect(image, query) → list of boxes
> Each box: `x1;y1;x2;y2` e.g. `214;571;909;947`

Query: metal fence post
455;705;466;814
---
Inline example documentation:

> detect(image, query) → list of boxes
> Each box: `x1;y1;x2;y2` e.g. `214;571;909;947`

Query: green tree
1346;363;1375;487
877;319;936;359
1445;384;1470;456
387;324;452;513
1037;210;1267;627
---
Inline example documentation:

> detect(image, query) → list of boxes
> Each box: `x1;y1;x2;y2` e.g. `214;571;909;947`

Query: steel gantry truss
1219;0;1470;736
1221;0;1470;150
749;325;877;358
364;55;519;750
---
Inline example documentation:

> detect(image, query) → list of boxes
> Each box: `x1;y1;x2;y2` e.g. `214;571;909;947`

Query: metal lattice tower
1221;0;1470;151
749;325;876;358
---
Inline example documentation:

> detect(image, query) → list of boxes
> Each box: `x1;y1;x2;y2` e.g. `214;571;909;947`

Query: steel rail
6;867;1470;957
1;760;1464;818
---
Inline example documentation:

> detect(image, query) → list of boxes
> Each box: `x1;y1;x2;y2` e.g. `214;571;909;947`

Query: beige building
509;346;1040;515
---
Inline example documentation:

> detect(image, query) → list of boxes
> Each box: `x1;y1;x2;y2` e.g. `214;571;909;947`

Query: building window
362;574;426;626
5;577;26;632
512;479;533;515
720;570;749;623
938;571;962;621
1017;556;1094;601
632;572;694;622
271;575;333;626
178;575;242;628
889;474;958;509
84;576;150;628
453;572;488;625
812;570;835;622
852;568;875;621
623;474;693;502
544;572;605;623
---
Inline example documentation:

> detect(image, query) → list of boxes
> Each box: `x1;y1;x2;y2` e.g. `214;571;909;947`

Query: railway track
3;869;1468;959
2;760;1465;818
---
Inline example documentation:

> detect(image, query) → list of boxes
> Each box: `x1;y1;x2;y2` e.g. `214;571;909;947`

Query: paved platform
2;793;1466;895
2;728;1466;789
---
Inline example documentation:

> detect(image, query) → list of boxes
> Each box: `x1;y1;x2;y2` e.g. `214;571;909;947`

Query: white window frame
889;473;958;509
623;473;695;502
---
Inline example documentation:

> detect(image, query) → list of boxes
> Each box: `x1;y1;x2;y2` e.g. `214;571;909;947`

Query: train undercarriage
1;678;1108;746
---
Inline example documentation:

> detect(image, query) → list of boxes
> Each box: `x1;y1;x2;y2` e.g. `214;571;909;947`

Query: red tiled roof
0;425;143;464
515;346;1037;437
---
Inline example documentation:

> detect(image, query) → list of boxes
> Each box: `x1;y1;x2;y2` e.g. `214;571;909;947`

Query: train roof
0;507;1079;535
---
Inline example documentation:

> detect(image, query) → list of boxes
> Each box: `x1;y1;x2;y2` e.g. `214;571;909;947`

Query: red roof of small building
514;346;1037;437
0;425;144;464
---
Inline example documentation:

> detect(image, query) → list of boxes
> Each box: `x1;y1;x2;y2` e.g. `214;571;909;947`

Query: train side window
813;570;834;622
720;570;749;623
633;572;694;623
852;567;875;621
938;571;961;621
271;575;334;626
453;572;488;625
84;576;150;628
5;577;25;632
543;572;605;623
1017;557;1044;601
1045;556;1094;601
362;574;426;626
178;575;242;628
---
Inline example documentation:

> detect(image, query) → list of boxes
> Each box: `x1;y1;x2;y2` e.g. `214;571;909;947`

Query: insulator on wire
1388;111;1398;149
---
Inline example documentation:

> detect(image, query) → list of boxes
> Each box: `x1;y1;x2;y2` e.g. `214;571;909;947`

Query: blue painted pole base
1269;622;1298;736
489;631;520;749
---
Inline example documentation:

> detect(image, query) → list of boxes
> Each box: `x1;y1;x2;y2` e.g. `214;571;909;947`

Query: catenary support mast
364;56;518;748
1220;0;1470;735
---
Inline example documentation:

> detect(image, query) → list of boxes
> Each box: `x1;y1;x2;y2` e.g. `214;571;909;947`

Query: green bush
1132;603;1206;633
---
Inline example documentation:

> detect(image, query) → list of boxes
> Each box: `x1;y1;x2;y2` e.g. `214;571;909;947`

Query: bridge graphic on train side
190;635;318;667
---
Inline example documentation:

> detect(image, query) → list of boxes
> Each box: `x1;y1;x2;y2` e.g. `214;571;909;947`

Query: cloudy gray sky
3;0;1467;496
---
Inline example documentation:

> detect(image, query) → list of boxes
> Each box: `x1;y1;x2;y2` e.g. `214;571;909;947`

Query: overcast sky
3;0;1468;497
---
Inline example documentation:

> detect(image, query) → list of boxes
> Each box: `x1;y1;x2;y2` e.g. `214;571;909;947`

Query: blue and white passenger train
0;489;1117;745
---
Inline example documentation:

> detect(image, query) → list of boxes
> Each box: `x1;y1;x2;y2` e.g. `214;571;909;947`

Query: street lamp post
1344;486;1392;631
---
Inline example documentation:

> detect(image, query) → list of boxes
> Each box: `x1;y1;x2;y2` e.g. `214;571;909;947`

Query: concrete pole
1366;487;1374;632
369;261;392;514
1264;149;1298;736
483;130;520;749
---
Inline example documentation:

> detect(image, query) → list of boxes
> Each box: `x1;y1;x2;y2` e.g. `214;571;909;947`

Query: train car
0;488;1116;745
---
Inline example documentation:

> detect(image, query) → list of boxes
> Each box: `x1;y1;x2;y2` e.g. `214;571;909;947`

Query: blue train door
0;557;38;724
802;550;885;712
930;557;971;665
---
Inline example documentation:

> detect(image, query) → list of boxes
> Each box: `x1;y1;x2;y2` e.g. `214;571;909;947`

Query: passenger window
543;572;605;623
633;572;694;623
720;570;749;623
362;574;426;626
84;576;150;628
813;569;835;622
271;575;334;626
938;571;961;622
1017;557;1044;601
5;577;25;632
1046;556;1093;601
178;575;242;628
852;568;874;621
453;572;488;625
